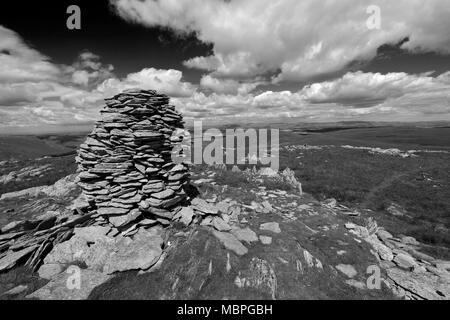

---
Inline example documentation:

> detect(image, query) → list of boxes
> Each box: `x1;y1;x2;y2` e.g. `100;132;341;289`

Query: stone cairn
0;89;197;276
0;89;233;275
75;89;189;230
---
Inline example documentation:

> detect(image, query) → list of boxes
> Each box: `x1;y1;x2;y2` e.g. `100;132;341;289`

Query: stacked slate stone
75;89;189;229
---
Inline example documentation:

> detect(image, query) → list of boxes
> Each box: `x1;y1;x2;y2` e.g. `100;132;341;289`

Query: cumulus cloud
200;75;264;95
111;0;450;82
0;25;199;126
185;52;267;79
98;68;196;98
0;84;39;106
65;51;115;87
0;26;111;125
168;70;450;121
31;106;56;118
300;71;446;107
3;5;450;128
0;26;60;83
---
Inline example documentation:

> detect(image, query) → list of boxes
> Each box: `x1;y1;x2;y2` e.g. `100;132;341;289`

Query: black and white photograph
0;0;449;306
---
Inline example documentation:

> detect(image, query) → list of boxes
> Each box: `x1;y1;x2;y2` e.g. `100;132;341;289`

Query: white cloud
0;26;199;126
252;91;305;109
65;51;115;88
170;70;450;121
0;83;39;105
31;106;56;118
111;0;450;82
0;26;60;83
301;71;433;105
185;52;266;78
200;74;263;95
72;70;90;86
2;15;450;127
300;71;450;110
437;71;450;84
98;68;196;97
0;26;114;125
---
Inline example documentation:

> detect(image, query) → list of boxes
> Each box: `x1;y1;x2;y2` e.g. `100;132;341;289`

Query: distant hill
0;135;86;161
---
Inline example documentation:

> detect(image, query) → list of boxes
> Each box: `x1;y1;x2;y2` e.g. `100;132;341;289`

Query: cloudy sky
1;0;450;131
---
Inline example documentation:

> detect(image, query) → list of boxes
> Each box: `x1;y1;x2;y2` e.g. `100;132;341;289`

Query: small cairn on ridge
76;89;189;230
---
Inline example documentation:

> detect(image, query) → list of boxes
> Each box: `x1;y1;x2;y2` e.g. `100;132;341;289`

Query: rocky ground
0;164;53;185
0;165;448;300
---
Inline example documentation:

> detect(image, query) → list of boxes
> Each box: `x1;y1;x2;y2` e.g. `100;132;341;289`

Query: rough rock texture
345;220;450;300
88;222;394;300
76;89;189;227
41;226;115;272
103;229;163;274
231;227;258;244
259;222;281;234
0;246;38;271
387;268;450;300
27;269;111;300
336;264;358;278
0;90;191;284
2;160;449;300
259;235;272;245
212;230;248;256
86;167;448;300
38;226;164;276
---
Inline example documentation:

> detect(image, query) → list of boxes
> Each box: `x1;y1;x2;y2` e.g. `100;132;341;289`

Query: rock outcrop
345;220;450;300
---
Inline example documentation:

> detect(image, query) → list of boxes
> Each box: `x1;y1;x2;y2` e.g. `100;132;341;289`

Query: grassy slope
0;156;78;196
281;126;450;150
0;134;84;195
277;127;450;258
0;134;85;161
1;126;449;257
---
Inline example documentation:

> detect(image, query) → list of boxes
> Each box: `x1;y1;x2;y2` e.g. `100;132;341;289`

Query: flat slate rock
231;227;259;244
0;245;38;272
191;198;219;215
27;269;111;300
39;226;164;277
173;207;195;226
387;267;450;300
212;230;248;256
259;222;281;234
103;230;163;274
42;226;114;272
336;264;358;278
212;217;232;232
259;235;272;245
393;253;417;270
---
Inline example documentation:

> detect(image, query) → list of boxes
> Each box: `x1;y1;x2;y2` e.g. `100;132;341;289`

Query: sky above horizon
0;0;450;130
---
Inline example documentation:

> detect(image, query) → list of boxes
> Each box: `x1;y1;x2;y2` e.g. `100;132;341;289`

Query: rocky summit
76;89;189;228
0;89;449;301
0;89;195;285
